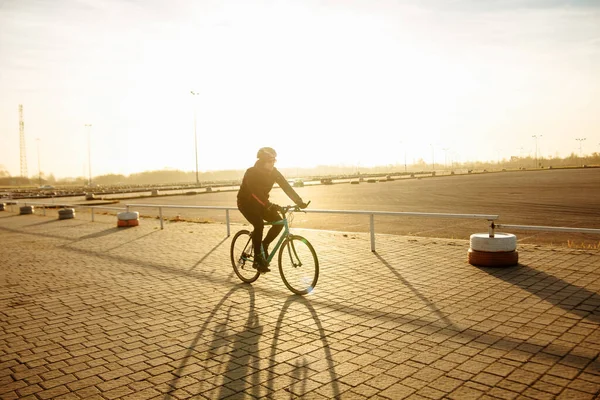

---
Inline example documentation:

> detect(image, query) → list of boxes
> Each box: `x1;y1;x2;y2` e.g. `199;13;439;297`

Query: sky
1;0;599;179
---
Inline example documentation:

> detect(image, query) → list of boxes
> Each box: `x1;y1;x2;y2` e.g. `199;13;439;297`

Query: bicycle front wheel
278;235;319;295
231;230;260;283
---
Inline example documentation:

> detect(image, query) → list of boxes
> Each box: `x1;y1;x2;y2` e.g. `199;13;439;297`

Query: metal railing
305;209;499;252
7;200;600;252
494;224;600;235
125;203;499;252
126;204;235;235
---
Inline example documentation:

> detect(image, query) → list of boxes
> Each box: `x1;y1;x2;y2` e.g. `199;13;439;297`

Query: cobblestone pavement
1;210;599;400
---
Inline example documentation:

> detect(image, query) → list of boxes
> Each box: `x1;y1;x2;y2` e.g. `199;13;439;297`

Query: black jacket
237;162;303;210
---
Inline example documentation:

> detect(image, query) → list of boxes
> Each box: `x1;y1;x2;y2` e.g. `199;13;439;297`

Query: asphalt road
104;168;600;247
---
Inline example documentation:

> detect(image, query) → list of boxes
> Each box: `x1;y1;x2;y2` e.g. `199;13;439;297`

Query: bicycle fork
287;236;303;268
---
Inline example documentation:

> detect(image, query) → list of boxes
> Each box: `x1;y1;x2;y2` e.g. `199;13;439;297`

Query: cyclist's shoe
253;255;270;273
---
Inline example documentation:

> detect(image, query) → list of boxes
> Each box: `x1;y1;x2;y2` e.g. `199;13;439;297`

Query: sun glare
0;1;598;178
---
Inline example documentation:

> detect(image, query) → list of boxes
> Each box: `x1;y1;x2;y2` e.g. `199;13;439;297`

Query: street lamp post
399;141;407;173
190;91;200;185
442;147;449;170
451;151;458;169
518;147;524;168
36;138;41;186
84;124;92;185
575;138;586;166
532;135;542;168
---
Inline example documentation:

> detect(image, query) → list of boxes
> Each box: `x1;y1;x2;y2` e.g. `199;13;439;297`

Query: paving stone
15;383;43;397
533;376;567;395
483;361;517;377
411;366;445;382
365;373;397;390
36;385;70;400
380;382;416;399
487;386;520;400
122;387;162;400
447;385;486;400
555;388;596;400
472;371;503;387
497;378;528;394
568;377;600;395
349;384;380;399
446;368;474;382
53;393;81;400
547;363;582;379
522;387;557;400
457;359;490;374
428;375;463;393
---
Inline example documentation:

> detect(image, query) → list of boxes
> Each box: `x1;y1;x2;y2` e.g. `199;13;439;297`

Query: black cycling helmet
257;147;277;160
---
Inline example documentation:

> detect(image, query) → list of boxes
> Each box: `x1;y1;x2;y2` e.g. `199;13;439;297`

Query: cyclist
237;147;308;273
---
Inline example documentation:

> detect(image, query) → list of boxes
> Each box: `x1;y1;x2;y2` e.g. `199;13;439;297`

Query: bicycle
230;204;319;295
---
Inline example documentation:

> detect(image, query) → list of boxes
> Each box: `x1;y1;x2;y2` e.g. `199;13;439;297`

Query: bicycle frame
240;209;300;265
264;217;293;264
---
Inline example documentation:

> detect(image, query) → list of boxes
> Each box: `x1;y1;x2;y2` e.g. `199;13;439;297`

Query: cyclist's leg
262;208;283;257
238;203;264;257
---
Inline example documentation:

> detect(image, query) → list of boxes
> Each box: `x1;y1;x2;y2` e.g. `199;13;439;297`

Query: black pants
238;201;283;258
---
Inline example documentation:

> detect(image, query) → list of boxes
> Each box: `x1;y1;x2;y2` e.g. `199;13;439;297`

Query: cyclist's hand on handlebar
269;203;284;213
298;200;310;209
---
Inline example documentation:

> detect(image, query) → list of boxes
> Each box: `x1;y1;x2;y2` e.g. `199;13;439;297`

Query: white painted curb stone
470;233;517;252
117;211;139;221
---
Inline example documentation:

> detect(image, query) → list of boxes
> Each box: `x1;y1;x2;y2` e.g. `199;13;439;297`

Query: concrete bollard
467;233;518;267
117;211;139;227
58;208;76;220
20;205;34;215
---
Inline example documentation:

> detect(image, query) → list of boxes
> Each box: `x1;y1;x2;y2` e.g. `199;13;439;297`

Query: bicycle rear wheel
278;235;319;295
231;230;260;283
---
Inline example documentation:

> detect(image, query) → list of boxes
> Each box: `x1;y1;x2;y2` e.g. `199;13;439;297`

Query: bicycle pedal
252;263;270;273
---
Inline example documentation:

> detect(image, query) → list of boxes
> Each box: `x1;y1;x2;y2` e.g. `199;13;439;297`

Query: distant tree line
1;152;598;187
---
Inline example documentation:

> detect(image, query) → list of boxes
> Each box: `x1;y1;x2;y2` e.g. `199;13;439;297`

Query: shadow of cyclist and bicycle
164;285;341;399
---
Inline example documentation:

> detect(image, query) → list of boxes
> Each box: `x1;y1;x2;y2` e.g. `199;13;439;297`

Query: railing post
91;207;95;222
370;214;376;252
159;207;164;230
226;209;230;237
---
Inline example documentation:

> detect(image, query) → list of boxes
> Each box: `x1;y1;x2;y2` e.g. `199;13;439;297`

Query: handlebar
281;200;310;214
